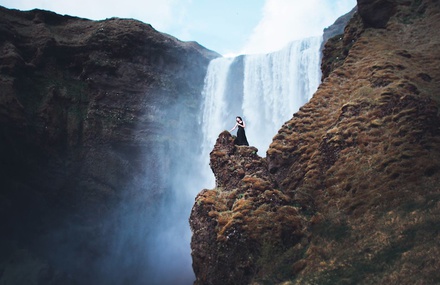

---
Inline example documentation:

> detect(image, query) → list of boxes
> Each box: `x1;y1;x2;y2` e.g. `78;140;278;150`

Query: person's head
236;116;243;123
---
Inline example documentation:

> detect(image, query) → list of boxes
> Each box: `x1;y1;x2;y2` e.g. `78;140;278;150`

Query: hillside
190;0;440;284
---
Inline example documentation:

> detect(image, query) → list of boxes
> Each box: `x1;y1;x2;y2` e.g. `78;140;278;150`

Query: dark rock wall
322;6;358;47
0;6;218;284
190;0;440;284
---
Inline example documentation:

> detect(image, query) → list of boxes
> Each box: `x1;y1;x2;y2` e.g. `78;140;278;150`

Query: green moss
400;192;440;213
303;215;439;285
313;219;351;242
254;241;308;285
397;0;426;24
17;73;88;116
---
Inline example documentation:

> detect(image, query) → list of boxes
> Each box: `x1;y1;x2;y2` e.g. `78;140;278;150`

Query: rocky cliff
190;0;440;284
0;6;218;284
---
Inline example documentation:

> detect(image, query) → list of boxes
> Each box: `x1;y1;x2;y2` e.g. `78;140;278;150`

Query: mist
133;38;322;284
21;82;206;285
95;93;207;285
109;35;323;284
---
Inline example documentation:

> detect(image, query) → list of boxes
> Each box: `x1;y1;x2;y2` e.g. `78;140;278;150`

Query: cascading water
200;57;235;162
243;36;322;153
200;36;322;180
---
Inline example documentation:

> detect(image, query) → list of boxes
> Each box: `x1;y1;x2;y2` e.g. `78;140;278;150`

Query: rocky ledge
190;131;310;284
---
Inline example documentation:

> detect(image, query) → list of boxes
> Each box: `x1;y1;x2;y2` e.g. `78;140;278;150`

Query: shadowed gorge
0;6;218;285
190;0;440;284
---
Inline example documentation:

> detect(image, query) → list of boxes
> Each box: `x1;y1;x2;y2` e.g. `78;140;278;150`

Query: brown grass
192;2;440;284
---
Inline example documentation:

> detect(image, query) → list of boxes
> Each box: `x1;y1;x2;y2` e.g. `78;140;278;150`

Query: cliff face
0;6;218;284
190;0;440;284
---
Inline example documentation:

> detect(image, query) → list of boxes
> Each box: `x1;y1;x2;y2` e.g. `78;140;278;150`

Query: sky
0;0;357;56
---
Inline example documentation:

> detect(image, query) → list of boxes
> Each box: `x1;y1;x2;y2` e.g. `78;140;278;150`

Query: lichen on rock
190;131;310;285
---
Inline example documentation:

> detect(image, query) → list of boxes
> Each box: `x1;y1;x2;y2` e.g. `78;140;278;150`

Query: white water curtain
200;36;322;159
243;36;322;153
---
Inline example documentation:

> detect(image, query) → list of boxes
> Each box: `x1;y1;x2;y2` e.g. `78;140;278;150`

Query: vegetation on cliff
190;0;440;284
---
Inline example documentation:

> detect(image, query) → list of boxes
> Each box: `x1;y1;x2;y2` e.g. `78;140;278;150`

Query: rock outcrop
0;6;218;284
322;7;357;46
191;132;310;284
190;0;440;284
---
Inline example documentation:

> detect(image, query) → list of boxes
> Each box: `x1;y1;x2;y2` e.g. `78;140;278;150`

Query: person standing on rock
230;116;249;146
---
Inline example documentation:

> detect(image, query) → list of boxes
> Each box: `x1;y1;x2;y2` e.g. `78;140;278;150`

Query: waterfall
243;36;322;152
200;36;322;165
200;57;235;160
138;35;323;284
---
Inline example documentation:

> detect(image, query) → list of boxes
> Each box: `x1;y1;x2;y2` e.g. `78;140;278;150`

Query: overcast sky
0;0;356;56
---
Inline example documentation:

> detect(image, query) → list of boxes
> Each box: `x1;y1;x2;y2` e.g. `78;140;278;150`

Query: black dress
235;125;249;146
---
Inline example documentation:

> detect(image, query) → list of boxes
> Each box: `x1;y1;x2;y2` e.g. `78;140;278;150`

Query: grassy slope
192;1;440;284
268;2;440;284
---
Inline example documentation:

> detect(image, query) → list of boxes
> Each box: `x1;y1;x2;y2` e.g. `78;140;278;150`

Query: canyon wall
0;6;218;284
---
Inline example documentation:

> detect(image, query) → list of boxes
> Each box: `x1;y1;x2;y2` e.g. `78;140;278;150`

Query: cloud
0;0;189;32
240;0;356;54
0;0;356;55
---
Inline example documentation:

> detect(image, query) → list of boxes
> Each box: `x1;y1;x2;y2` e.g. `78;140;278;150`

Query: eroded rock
190;131;310;285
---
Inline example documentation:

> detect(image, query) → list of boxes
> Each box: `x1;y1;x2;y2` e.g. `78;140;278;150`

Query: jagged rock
190;131;309;285
209;131;264;189
191;0;440;284
322;6;358;45
357;0;397;28
321;11;364;80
